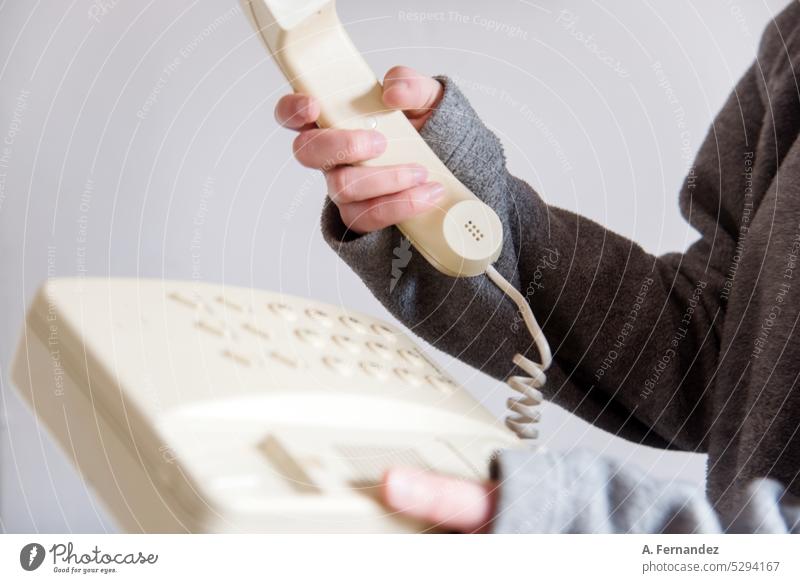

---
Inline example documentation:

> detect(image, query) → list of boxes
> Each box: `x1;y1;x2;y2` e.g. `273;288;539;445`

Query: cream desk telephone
11;0;553;533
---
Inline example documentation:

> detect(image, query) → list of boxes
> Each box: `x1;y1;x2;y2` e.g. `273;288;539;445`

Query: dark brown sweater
321;4;800;531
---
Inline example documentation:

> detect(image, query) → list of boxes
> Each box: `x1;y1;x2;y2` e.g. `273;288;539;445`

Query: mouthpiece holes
464;220;485;241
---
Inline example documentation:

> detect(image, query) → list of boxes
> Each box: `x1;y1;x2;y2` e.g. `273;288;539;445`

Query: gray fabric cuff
419;76;508;203
489;448;570;534
490;448;727;534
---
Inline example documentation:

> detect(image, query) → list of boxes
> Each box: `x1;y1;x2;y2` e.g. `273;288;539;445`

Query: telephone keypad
174;288;464;398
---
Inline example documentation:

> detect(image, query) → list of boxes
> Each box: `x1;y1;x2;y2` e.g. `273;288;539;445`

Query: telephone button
295;328;325;348
398;348;426;368
195;319;228;339
270;351;303;369
370;322;399;343
340;314;367;334
366;340;393;361
268;302;297;322
168;291;202;310
394;367;423;387
332;334;360;354
425;374;457;395
305;307;334;327
360;360;389;380
322;355;352;376
242;322;270;341
215;295;244;312
222;349;251;367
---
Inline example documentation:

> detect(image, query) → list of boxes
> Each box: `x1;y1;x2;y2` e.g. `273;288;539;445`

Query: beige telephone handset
245;0;553;437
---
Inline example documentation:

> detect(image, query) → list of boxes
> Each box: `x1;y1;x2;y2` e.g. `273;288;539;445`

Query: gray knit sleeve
489;449;800;533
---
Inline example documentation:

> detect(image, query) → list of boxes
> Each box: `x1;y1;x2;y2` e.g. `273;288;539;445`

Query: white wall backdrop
0;0;791;532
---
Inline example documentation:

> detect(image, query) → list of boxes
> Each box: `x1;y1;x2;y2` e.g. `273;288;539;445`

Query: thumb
381;467;497;533
382;66;444;123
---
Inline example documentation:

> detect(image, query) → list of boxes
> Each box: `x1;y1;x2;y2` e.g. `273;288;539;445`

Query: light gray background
0;0;791;532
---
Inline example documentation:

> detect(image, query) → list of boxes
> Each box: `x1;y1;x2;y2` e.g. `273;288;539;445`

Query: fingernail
412;165;428;184
424;182;445;201
385;80;409;101
391;80;409;94
297;96;314;119
371;131;387;153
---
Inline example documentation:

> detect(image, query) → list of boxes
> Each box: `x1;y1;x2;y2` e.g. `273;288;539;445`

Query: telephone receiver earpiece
243;0;503;277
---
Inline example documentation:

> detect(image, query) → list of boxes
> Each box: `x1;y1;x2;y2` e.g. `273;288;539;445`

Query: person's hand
381;467;498;533
274;66;446;234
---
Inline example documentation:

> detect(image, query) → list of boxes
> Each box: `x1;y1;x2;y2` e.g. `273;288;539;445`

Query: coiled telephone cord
485;265;553;439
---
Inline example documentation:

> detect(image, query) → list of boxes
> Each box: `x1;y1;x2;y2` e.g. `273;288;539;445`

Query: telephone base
11;278;521;533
